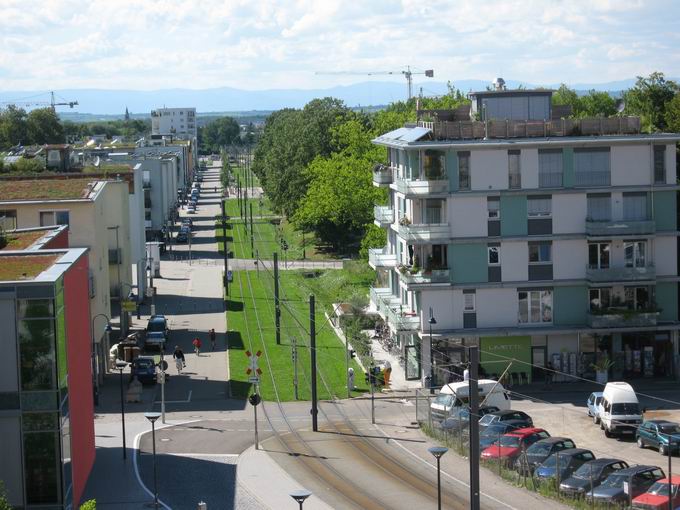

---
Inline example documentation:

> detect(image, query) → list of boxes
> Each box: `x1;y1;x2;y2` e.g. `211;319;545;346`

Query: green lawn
227;269;365;401
228;163;260;188
224;197;273;218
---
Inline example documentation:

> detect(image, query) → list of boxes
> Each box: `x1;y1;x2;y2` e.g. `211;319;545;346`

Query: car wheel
659;444;668;456
604;428;612;438
593;414;599;425
600;421;604;430
637;437;644;449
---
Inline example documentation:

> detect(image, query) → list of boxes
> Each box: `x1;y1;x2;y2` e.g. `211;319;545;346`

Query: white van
598;381;643;437
430;379;510;422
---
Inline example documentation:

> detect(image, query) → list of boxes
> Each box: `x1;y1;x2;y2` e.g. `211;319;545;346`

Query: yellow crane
316;66;434;101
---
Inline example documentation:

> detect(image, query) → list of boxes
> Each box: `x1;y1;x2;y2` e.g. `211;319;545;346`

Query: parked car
559;458;628;497
636;420;680;456
144;315;169;350
587;391;604;424
479;410;533;431
439;406;500;432
481;427;550;465
480;420;529;451
130;356;157;385
599;381;643;437
588;465;665;506
534;448;596;483
515;437;577;475
632;475;680;509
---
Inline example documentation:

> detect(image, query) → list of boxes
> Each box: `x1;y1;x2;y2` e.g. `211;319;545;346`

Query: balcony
386;306;421;331
374;206;394;226
397;222;450;242
585;219;656;237
395;178;448;196
398;267;450;286
372;164;393;185
539;173;563;188
588;310;658;328
370;287;395;316
586;265;656;283
368;248;397;269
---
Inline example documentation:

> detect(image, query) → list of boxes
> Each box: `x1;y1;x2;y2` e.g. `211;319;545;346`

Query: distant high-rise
150;107;197;140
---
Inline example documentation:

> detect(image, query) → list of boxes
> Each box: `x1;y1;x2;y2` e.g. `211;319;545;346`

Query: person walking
173;345;185;374
192;337;202;356
383;360;392;387
209;329;216;351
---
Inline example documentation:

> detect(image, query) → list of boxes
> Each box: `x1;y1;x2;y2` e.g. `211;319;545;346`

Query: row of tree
62;118;150;140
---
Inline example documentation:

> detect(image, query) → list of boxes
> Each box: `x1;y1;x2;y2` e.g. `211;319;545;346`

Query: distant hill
0;78;668;116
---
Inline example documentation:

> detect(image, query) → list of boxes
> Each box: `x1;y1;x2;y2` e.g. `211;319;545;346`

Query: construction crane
0;91;78;111
315;66;434;100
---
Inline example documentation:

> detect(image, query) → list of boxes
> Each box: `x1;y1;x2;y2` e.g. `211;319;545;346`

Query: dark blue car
130;356;157;385
535;448;595;482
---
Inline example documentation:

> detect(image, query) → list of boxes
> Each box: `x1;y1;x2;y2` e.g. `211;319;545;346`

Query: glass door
405;344;421;380
532;346;546;382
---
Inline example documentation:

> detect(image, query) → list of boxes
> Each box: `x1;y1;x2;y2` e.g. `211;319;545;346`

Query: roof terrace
0;254;60;281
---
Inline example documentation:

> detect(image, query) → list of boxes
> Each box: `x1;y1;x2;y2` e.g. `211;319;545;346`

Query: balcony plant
591;357;614;384
399;216;411;226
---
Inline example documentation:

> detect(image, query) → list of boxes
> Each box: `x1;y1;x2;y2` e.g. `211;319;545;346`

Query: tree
552;84;581;113
198;116;240;154
552;85;617;118
359;224;387;260
663;93;680;133
624;72;679;131
0;105;28;148
5;157;45;174
0;481;11;510
26;108;65;145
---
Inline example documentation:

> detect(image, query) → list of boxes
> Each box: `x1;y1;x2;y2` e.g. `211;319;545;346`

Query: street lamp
428;446;449;510
91;313;112;406
289;489;312;510
429;308;437;395
115;360;128;460
145;412;162;508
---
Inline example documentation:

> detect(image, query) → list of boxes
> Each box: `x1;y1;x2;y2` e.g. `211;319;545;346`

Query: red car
632;476;680;509
481;427;550;464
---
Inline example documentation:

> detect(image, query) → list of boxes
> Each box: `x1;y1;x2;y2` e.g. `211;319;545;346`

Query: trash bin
123;346;133;362
132;347;141;360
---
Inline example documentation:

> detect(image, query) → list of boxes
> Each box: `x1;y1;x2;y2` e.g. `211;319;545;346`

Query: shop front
479;336;532;384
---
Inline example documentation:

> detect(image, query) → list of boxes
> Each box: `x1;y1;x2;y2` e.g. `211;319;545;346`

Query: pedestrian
383;359;392;387
209;328;216;351
173;345;185;374
192;337;202;356
545;361;554;386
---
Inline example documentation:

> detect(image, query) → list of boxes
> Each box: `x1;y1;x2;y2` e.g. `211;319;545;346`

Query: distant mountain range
0;78;668;117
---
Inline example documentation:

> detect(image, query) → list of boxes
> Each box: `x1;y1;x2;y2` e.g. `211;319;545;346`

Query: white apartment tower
151;107;197;140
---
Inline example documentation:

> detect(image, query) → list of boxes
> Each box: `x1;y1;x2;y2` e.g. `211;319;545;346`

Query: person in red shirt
192;337;202;356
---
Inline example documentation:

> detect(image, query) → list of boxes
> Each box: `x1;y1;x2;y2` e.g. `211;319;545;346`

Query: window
624;286;653;310
39;211;69;227
424;199;443;224
529;242;552;263
624;241;646;268
518;290;553;324
587;194;611;221
0;209;17;230
508;150;521;189
574;148;610;186
589;288;611;311
654;146;666;184
464;292;476;312
538;149;563;188
488;245;500;265
588;243;610;269
487;197;500;219
527;196;551;217
422;150;446;180
622;192;648;221
458;152;470;190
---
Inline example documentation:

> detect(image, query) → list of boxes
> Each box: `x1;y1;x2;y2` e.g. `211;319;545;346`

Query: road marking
154;391;192;404
167;453;240;458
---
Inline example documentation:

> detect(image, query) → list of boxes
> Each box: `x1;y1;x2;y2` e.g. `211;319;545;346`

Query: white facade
151;107;197;139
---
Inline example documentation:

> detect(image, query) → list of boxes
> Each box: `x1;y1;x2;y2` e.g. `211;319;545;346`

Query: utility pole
468;345;481;510
310;294;318;432
292;336;299;400
274;253;281;345
249;202;254;258
221;200;229;296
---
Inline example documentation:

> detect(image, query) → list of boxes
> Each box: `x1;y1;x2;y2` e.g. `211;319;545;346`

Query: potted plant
591;357;614;384
399;216;411;226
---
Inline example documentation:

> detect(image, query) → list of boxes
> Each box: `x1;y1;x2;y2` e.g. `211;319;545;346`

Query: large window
622;192;648;221
587;194;611;221
488;245;500;265
508;150;521;189
487;197;500;219
527;196;552;217
0;209;17;230
574;148;610;186
624;286;653;310
518;290;553;324
589;288;611;311
529;242;552;263
39;210;70;227
458;152;470;190
423;199;444;224
423;150;446;180
624;241;647;268
538;149;563;188
654;146;666;184
23;431;61;504
588;242;610;269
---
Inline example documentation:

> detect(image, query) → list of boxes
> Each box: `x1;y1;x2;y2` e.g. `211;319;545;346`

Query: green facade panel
449;243;487;284
656;282;678;322
446;150;458;192
562;147;574;188
553;286;588;326
653;191;677;232
479;336;532;383
500;195;528;236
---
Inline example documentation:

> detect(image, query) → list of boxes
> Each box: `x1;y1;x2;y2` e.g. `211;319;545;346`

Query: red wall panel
42;228;69;249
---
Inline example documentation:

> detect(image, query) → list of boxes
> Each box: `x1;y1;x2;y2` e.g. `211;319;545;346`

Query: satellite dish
616;99;625;113
94;156;100;168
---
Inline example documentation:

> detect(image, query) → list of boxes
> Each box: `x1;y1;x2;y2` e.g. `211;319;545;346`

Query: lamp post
91;313;112;406
115;360;128;460
145;412;162;508
289;489;312;510
429;308;437;395
429;446;449;510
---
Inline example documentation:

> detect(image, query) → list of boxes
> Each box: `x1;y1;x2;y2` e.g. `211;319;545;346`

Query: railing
586;265;656;282
372;164;393;185
574;171;611;187
386;306;421;331
368;248;398;268
421;116;641;141
374;206;394;225
395;178;448;195
538;172;563;188
399;268;450;285
585;219;656;236
398;223;450;242
588;311;658;328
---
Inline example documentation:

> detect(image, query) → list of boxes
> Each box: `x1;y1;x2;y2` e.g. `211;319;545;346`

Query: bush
80;499;96;510
0;481;11;510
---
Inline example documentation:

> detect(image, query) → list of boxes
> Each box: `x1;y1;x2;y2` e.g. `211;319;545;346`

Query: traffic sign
227;270;233;282
248;376;261;384
245;350;262;376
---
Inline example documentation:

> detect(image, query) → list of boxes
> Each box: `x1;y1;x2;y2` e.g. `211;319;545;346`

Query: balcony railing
588;310;658;328
509;173;521;189
368;248;398;268
374;206;394;225
372;164;393;185
574;171;610;187
370;287;396;316
586;265;656;282
539;172;563;188
395;178;448;195
585;219;656;236
397;222;450;242
398;268;450;285
386;306;420;331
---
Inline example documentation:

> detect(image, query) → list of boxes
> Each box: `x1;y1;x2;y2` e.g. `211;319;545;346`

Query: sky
1;0;679;92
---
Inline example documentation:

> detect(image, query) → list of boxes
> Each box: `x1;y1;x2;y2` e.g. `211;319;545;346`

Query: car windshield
148;320;166;332
136;359;153;368
433;394;454;407
541;453;569;468
599;473;627;489
479;415;496;426
611;403;640;415
595;397;603;405
527;442;553;455
499;435;521;448
572;463;601;479
647;482;678;496
659;424;680;435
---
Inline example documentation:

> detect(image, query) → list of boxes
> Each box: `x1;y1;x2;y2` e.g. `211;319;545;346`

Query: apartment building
0;177;133;385
151;107;197;140
0;248;95;509
369;88;680;386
